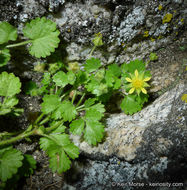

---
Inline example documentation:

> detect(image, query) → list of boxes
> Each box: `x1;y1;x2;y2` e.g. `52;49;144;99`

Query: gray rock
67;80;187;190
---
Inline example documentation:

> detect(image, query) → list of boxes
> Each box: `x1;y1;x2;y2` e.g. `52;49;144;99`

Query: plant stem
71;90;77;104
39;115;50;125
76;108;85;112
34;113;45;125
76;93;85;107
0;131;21;137
0;127;36;147
76;104;85;111
6;40;32;49
45;121;63;133
89;46;96;57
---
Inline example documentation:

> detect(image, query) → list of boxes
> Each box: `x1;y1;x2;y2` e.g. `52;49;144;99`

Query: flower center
132;79;143;89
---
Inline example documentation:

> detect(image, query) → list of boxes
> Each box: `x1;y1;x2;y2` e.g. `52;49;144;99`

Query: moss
144;31;149;37
162;13;173;24
150;37;155;42
157;35;163;40
158;5;163;11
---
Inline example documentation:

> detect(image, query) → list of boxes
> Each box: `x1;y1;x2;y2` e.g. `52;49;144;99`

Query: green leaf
24;81;38;96
95;69;105;82
70;119;84;135
107;64;121;77
120;94;142;115
0;22;17;44
74;70;88;86
49;150;71;173
67;71;76;85
86;80;108;96
52;100;77;121
23;17;60;58
0;72;21;97
0;147;23;182
51;123;66;134
52;71;68;87
122;60;145;74
18;154;36;177
92;32;103;47
0;49;11;67
136;93;149;106
84;58;101;73
113;78;121;89
85;109;103;121
41;94;60;114
88;103;105;114
84;120;104;145
149;52;158;61
84;98;96;108
39;134;79;173
41;72;51;86
3;97;19;108
105;70;115;87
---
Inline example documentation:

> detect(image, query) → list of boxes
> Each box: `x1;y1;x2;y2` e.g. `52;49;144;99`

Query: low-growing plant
0;17;152;188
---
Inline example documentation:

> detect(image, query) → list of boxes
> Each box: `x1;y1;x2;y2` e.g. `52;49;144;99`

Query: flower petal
129;88;135;94
143;77;151;81
141;88;147;94
135;70;139;77
125;77;132;82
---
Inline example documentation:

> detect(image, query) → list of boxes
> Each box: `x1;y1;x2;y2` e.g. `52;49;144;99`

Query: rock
67;80;187;190
0;0;186;64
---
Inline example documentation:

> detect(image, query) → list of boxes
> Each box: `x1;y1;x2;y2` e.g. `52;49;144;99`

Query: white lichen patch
116;7;145;44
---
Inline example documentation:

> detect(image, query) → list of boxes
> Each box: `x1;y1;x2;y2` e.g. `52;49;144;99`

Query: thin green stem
34;113;45;125
55;86;58;94
76;93;85;107
6;40;32;49
71;90;77;104
0;131;21;137
76;104;85;111
0;127;36;147
89;46;96;57
45;121;63;133
39;115;50;125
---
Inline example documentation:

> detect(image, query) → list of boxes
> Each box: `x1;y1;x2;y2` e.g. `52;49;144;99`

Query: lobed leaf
84;58;101;73
52;100;77;121
23;17;60;58
84;120;104;145
41;94;60;114
120;94;142;115
0;72;21;97
70;119;84;135
0;147;24;182
39;134;79;173
0;22;17;44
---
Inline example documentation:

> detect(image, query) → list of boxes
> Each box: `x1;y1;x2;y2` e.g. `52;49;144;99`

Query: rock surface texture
0;0;187;189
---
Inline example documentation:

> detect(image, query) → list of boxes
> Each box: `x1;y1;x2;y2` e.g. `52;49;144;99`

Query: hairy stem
0;126;36;147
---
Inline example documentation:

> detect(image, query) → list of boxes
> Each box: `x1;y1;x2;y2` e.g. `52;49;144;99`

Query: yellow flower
125;70;151;95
